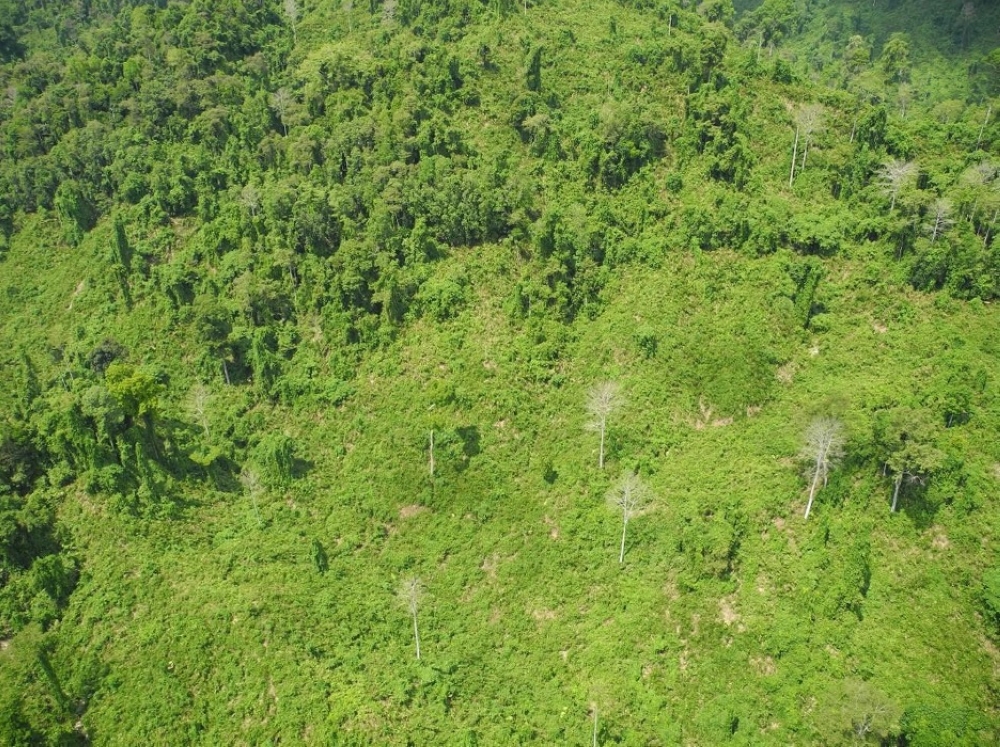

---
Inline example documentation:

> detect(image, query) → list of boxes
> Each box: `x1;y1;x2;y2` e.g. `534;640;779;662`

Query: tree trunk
891;472;903;512
599;417;606;470
789;126;799;188
429;430;435;477
412;611;421;660
804;460;822;519
977;105;991;150
222;358;231;385
619;511;628;564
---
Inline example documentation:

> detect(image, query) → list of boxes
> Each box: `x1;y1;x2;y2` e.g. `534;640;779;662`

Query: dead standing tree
789;104;824;186
586;381;621;470
607;471;651;564
878;158;917;213
399;577;425;660
801;417;845;519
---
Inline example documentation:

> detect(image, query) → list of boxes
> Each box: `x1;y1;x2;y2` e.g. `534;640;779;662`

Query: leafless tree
270;88;294;136
796;104;824;173
239;467;265;527
586;382;621;470
187;383;211;437
343;0;354;31
896;83;912;119
607;472;651;564
398;577;425;660
382;0;397;25
801;417;845;519
925;198;954;243
283;0;299;43
977;104;991;150
878;159;917;212
789;123;799;188
239;183;261;217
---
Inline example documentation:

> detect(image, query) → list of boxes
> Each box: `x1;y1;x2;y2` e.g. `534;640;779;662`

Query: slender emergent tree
801;417;845;519
789;122;799;188
271;88;293;136
926;198;954;242
796;104;824;174
239;183;261;217
878;159;917;212
187;383;211;437
399;577;425;660
283;0;299;43
586;381;621;469
607;471;650;564
239;467;265;528
428;430;435;478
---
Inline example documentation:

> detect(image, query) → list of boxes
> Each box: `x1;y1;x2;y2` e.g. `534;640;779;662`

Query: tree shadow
291;455;314;480
897;481;940;530
455;425;481;460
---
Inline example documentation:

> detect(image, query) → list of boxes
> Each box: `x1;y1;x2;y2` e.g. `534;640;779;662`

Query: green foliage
0;0;998;744
983;567;1000;634
900;703;993;747
249;432;296;490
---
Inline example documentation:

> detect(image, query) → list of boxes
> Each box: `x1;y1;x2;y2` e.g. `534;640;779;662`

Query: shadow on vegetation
291;455;313;481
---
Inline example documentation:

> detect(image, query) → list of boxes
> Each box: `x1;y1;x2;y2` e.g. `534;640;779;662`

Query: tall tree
586;382;621;470
800;417;845;519
878;159;917;213
796;104;823;173
606;471;650;564
270;88;294;137
283;0;299;44
879;33;910;83
925;198;954;243
873;407;944;513
399;577;425;660
186;384;211;438
239;467;265;528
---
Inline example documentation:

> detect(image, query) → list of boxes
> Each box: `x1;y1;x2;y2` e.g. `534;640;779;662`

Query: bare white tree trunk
399;577;425;660
977;104;991;150
891;472;903;512
599;416;606;470
789;126;799;188
804;455;823;519
429;430;435;477
801;418;844;519
587;382;621;470
619;510;628;564
412;610;421;660
607;472;650;564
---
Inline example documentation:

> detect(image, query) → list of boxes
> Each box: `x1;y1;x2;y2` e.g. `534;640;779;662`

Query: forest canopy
0;0;998;744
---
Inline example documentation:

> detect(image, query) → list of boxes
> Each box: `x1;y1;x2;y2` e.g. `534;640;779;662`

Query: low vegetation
1;0;998;744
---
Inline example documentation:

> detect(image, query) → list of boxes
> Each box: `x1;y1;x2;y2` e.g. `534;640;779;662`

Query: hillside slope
1;1;999;744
